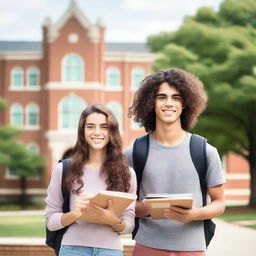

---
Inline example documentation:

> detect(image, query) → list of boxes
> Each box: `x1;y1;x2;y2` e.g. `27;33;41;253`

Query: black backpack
45;159;70;255
132;134;216;247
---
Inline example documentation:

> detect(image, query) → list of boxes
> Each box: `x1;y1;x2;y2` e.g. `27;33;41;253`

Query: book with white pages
143;193;193;220
78;190;137;224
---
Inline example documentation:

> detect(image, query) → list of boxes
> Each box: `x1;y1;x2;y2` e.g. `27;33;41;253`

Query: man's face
155;82;184;127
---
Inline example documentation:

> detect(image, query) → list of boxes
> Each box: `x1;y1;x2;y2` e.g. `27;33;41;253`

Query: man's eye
156;95;166;100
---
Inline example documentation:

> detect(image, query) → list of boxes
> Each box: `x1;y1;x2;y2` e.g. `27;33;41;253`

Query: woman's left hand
89;200;120;226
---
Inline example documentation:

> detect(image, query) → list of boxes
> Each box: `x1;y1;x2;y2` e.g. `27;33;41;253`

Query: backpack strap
132;134;150;195
59;159;70;213
189;134;207;204
190;134;216;247
132;134;150;239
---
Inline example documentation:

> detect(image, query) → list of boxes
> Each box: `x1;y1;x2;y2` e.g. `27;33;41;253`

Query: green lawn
0;215;45;237
218;206;256;230
0;206;255;237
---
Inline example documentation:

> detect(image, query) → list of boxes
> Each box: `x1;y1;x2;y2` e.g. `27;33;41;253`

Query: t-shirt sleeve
205;143;226;188
45;162;65;231
125;145;134;168
118;167;137;235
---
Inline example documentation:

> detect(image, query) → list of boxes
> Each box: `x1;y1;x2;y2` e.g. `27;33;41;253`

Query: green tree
147;0;256;207
0;98;44;206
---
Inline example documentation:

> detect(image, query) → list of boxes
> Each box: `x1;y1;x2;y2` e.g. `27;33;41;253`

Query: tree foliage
147;0;256;206
0;99;44;205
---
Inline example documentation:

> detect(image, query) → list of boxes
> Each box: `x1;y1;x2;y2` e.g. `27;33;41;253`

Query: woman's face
84;112;110;151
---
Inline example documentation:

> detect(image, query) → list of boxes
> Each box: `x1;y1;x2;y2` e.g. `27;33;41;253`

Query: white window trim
11;67;24;88
25;103;40;128
26;66;40;88
131;67;145;91
58;94;86;130
61;53;85;82
106;66;122;89
10;103;24;126
106;101;123;133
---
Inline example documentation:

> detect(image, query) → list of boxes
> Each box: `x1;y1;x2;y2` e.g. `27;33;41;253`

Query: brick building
0;1;250;205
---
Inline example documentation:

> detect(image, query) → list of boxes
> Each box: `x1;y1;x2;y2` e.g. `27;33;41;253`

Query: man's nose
165;97;174;105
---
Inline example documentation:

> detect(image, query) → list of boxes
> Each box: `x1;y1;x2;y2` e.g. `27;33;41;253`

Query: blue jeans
60;245;123;256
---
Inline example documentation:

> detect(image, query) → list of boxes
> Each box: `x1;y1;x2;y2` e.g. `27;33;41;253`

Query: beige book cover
78;191;137;224
144;193;193;220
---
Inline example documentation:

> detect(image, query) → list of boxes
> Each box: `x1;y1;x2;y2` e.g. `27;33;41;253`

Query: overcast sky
0;0;224;42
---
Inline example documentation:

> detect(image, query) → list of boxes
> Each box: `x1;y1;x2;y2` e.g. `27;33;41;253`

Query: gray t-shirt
125;133;225;251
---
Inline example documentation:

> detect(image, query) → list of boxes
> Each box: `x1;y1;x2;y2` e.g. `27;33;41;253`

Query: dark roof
105;42;150;53
0;41;42;52
0;41;150;53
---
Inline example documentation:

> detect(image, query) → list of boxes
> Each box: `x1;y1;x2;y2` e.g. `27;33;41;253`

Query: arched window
27;143;40;154
11;67;23;87
63;54;84;82
131;67;145;89
106;67;121;88
59;95;85;129
10;104;23;126
107;102;122;128
27;67;40;87
26;104;39;126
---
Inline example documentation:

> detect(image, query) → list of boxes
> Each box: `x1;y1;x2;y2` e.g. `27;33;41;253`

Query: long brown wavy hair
128;68;208;132
65;104;131;194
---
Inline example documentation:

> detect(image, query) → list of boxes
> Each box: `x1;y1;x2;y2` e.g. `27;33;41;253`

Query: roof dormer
43;0;103;43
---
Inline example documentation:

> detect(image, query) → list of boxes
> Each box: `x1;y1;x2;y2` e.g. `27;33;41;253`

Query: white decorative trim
68;33;79;43
225;200;248;206
46;0;100;43
0;52;42;60
104;86;123;92
45;130;77;168
224;189;250;195
24;125;40;131
9;87;41;91
104;52;156;62
226;173;250;180
44;81;103;90
0;188;46;195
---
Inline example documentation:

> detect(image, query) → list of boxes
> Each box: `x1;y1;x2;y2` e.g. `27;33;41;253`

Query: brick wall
0;244;134;256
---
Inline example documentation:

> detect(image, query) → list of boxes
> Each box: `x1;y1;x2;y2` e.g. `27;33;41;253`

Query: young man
125;68;225;256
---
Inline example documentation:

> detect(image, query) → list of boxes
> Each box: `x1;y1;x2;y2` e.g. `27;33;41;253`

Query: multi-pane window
60;96;85;128
107;102;122;128
63;54;84;82
27;67;39;87
10;104;23;126
131;67;145;89
106;67;120;88
27;104;39;126
11;68;23;87
27;143;39;154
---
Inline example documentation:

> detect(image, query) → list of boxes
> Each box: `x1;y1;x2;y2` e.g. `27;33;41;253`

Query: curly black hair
128;68;208;132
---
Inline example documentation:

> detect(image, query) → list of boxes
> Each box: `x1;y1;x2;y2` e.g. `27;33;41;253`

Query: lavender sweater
45;162;137;251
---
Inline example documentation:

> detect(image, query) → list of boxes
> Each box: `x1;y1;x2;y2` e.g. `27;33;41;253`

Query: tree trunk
19;176;28;207
248;165;256;207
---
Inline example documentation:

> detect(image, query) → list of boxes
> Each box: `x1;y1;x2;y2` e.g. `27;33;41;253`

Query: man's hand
135;200;151;217
164;206;201;223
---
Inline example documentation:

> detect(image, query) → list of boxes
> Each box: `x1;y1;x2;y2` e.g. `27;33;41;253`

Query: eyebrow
85;122;108;126
156;93;182;97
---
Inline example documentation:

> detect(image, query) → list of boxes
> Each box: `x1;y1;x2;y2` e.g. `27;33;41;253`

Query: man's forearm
135;200;151;217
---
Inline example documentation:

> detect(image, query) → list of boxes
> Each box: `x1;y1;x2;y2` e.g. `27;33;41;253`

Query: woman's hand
89;200;121;226
74;193;94;216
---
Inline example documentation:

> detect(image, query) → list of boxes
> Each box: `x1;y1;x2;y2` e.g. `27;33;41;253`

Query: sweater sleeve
118;167;137;235
45;163;66;231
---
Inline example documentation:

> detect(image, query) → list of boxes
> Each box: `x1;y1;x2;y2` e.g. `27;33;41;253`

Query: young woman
45;104;136;256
